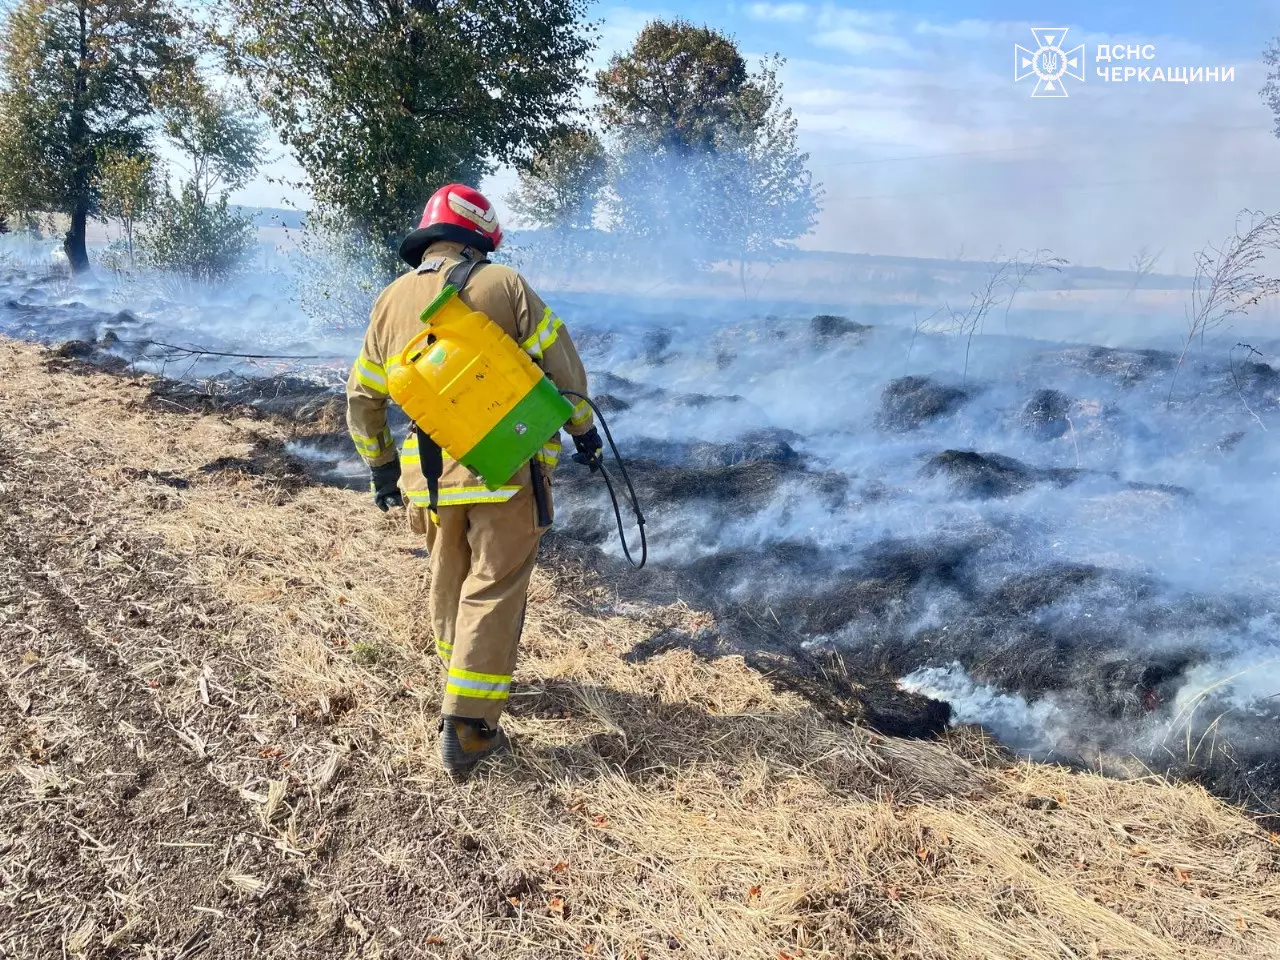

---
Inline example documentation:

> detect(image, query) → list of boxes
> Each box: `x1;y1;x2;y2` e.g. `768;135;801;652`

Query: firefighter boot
439;715;509;775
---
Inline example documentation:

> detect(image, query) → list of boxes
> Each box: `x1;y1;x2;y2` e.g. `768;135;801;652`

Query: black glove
370;460;404;511
571;427;603;472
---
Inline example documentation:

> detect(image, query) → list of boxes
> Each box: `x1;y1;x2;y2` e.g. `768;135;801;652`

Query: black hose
559;390;647;570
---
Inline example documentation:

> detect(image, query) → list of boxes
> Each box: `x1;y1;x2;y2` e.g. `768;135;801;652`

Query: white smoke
899;663;1072;751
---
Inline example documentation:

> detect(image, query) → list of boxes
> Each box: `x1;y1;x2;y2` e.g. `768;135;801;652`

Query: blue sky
236;1;1280;271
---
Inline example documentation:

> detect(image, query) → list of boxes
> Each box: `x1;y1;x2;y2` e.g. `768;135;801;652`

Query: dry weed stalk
1125;244;1163;301
948;248;1066;380
1228;342;1270;431
1168;209;1280;407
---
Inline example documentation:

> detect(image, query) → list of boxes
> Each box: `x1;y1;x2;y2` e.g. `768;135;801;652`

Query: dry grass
0;335;1278;959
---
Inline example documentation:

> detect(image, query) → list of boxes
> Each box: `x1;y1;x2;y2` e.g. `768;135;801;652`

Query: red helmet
398;183;503;267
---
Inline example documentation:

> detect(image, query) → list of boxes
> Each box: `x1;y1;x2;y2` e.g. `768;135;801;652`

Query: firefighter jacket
345;241;594;512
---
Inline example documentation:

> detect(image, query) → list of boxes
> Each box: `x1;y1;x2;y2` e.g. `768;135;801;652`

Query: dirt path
1;337;1278;960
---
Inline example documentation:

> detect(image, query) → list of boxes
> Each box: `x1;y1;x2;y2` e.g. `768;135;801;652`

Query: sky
233;1;1280;272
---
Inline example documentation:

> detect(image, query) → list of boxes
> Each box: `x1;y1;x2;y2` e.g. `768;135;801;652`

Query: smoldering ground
550;306;1280;813
3;242;1279;815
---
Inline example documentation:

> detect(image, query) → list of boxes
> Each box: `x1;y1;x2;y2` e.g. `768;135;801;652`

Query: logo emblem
513;423;528;435
1015;27;1085;97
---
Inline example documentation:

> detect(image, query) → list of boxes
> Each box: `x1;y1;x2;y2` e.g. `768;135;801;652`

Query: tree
96;148;159;267
595;21;819;268
1261;39;1280;137
128;76;262;281
139;181;256;282
0;0;192;273
161;85;264;207
221;0;595;248
596;19;760;154
0;108;10;234
506;128;606;232
695;57;821;287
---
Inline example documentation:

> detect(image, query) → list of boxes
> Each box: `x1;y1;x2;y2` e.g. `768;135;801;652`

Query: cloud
803;5;923;59
745;2;809;23
813;28;915;57
913;18;1008;41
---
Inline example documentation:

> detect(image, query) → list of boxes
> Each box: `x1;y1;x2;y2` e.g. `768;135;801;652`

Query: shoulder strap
445;256;487;292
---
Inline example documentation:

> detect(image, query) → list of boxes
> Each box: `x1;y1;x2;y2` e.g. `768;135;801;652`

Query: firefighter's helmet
399;184;503;267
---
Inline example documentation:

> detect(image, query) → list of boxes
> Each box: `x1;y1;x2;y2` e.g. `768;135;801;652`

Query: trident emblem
1015;27;1085;97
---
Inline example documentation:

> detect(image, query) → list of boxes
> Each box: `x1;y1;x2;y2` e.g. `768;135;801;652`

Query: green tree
96;148;159;267
290;208;395;331
221;0;595;248
0;108;10;234
132;78;262;281
139;181;256;282
162;85;264;207
595;20;818;268
506;128;606;232
595;19;761;153
1261;39;1280;136
0;0;192;273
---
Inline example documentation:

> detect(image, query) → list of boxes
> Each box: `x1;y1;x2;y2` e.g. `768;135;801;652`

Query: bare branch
1002;247;1068;331
1228;342;1269;432
1124;244;1162;301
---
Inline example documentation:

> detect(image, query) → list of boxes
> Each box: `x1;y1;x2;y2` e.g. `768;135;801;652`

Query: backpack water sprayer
386;271;647;568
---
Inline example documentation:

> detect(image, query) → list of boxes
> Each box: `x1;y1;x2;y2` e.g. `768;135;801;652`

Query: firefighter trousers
423;481;546;727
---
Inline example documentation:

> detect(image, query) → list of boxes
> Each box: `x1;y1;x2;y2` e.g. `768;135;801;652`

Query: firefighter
345;184;600;775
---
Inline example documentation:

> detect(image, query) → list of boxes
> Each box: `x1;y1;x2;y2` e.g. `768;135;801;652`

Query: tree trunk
64;0;92;275
63;204;90;273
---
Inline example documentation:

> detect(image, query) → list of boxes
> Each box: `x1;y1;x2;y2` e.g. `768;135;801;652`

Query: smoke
532;234;1280;809
899;663;1072;751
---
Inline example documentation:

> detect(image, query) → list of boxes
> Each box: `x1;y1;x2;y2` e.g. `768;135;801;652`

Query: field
2;336;1279;959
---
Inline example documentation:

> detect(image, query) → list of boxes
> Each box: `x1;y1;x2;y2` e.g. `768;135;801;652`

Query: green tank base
458;377;573;489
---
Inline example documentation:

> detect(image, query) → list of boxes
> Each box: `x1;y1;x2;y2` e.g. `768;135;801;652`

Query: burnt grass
876;375;977;430
43;340;1280;818
920;449;1193;500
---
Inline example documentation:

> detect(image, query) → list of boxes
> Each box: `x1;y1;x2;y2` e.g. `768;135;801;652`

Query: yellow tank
386;284;574;489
